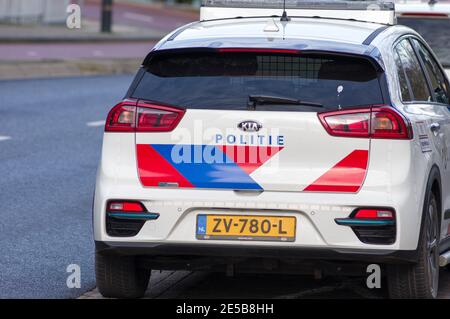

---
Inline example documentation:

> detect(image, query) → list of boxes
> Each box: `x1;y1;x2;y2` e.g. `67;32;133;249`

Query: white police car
93;0;450;298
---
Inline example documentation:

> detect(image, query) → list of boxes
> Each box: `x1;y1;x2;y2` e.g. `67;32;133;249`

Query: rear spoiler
396;0;450;19
200;0;397;25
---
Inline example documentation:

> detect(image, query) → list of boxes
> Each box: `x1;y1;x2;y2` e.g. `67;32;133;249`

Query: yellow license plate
196;214;296;242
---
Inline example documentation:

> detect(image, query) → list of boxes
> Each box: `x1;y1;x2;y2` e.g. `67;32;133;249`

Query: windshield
132;51;384;111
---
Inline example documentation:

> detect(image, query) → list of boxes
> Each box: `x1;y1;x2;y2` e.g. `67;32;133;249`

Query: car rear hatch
114;49;402;193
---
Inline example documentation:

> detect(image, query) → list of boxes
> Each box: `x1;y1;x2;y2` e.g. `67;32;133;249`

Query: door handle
430;122;441;133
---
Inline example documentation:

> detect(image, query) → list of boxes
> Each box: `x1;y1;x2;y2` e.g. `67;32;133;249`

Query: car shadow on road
145;271;387;299
144;269;450;299
82;269;449;299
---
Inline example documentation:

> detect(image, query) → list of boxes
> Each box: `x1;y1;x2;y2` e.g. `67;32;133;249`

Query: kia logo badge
238;120;262;132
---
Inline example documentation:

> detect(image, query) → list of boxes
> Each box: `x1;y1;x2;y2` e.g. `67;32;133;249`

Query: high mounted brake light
105;100;185;133
318;107;413;140
218;48;301;54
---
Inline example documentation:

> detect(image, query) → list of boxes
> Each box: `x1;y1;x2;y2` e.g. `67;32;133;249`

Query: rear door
131;50;385;193
410;38;450;239
393;37;447;169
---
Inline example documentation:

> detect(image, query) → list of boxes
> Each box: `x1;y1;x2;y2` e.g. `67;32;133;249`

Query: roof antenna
280;0;291;22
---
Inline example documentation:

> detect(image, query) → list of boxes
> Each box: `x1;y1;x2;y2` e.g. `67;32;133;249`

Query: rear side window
394;39;431;102
132;52;383;111
394;50;413;102
412;39;450;105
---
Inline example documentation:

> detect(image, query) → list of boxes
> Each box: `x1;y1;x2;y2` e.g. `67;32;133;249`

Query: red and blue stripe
137;144;283;190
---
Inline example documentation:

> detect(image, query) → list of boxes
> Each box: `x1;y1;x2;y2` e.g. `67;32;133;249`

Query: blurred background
0;0;448;80
0;0;200;79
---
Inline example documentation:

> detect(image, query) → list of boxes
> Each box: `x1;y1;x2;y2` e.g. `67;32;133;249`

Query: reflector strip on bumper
335;218;394;226
107;212;160;220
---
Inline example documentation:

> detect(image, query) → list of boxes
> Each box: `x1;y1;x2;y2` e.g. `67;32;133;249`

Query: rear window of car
132;51;384;111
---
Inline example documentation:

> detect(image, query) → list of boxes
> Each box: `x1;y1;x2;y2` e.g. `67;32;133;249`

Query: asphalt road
0;75;449;299
0;75;133;298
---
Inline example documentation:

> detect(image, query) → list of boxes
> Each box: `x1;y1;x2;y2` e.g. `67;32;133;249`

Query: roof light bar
202;0;395;11
201;0;396;24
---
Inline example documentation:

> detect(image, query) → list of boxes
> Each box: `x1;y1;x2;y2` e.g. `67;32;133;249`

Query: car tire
387;192;440;299
96;252;151;299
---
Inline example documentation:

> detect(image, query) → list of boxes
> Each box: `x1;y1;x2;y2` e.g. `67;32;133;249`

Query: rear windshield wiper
247;95;323;110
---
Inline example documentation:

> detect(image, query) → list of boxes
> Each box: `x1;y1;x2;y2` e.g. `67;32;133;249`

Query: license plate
196;214;296;242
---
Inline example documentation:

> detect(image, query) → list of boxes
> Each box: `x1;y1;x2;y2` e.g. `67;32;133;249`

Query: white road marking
123;12;154;23
446;69;450;78
86;120;105;127
0;135;11;141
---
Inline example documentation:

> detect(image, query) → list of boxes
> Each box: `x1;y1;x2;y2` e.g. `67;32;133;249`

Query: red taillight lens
371;108;410;139
136;103;184;132
105;101;136;132
318;106;412;139
354;208;395;220
105;100;184;133
322;112;370;138
108;201;145;212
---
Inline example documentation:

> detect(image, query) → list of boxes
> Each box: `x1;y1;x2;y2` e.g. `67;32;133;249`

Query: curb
0;58;142;81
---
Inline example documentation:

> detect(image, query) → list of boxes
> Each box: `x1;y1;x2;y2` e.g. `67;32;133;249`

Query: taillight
105;101;136;132
105;100;184;133
106;201;160;237
322;111;370;138
335;207;396;244
318;106;412;139
371;108;411;139
136;102;184;132
354;208;395;220
108;201;145;212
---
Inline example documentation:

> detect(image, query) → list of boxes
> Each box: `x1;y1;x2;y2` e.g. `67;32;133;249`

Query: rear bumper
95;240;419;264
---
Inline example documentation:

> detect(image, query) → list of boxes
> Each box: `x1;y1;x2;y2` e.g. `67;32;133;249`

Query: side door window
394;39;432;103
412;38;450;105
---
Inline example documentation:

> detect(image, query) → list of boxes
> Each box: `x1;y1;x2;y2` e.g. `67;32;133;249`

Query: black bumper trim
95;241;419;264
